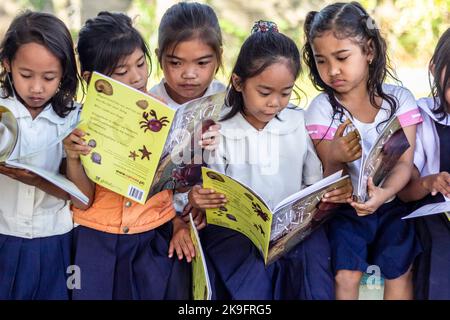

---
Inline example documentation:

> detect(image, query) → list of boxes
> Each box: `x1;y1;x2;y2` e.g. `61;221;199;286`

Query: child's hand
169;216;196;263
200;123;221;151
329;119;362;164
322;178;353;203
350;177;389;216
180;204;207;230
0;165;43;186
421;172;450;198
63;128;91;160
188;185;227;209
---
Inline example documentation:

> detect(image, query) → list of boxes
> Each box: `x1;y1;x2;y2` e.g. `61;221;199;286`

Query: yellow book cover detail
78;72;176;204
189;213;211;300
202;167;273;264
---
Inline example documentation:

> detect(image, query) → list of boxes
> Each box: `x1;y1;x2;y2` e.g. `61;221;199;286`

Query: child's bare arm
64;128;95;209
0;165;70;200
399;167;450;202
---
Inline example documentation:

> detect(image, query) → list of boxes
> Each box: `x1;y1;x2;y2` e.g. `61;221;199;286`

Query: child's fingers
71;128;86;138
347;138;362;150
344;130;360;143
196;188;219;195
174;242;184;261
334;119;351;138
196;218;207;230
184;236;196;260
202;130;220;140
177;239;192;262
69;132;87;146
168;241;175;258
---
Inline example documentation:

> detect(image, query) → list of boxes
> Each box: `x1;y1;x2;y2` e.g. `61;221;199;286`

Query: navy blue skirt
328;197;421;279
412;192;450;300
71;224;190;300
200;224;334;300
0;231;72;300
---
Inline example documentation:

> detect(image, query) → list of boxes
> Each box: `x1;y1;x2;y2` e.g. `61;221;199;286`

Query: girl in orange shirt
64;12;193;300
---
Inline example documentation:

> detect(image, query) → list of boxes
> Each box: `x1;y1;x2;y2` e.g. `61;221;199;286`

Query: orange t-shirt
73;185;175;234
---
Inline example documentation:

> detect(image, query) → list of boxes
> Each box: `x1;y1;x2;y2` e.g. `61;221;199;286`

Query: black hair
222;26;301;121
429;27;450;120
77;11;151;77
157;2;222;71
0;10;79;117
303;2;399;129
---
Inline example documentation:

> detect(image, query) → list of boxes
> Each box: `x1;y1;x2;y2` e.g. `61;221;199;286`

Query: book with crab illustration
78;72;225;204
202;167;350;265
78;72;176;204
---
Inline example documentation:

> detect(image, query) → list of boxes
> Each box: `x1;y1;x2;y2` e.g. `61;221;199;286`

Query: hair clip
251;20;279;34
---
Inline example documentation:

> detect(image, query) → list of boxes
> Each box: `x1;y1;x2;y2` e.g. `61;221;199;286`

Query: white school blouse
305;84;422;189
0;97;79;239
206;106;323;211
414;97;450;177
149;79;226;212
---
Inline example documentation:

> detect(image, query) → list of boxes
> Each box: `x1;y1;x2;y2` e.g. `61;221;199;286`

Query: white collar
157;79;226;108
2;96;67;125
220;105;303;140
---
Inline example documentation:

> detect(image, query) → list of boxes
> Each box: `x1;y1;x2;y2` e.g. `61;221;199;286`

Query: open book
189;213;212;300
78;72;225;204
0;105;89;204
355;116;410;202
403;196;450;220
202;167;350;265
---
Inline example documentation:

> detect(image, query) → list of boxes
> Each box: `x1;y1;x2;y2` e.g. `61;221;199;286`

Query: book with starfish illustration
79;72;225;204
0;105;89;204
202;167;350;265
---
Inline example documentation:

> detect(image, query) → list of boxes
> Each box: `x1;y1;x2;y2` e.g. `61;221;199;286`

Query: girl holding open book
63;12;193;300
149;2;225;228
398;28;450;300
303;2;422;299
0;11;80;299
188;21;352;300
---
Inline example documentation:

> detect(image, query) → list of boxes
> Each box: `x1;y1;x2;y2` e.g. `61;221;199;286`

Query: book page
5;159;89;204
0;105;18;162
202;167;272;263
403;197;450;219
189;213;211;300
149;92;225;196
78;72;175;204
357;116;410;202
268;175;350;265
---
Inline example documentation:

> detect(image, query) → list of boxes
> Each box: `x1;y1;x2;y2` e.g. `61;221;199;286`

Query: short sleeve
392;86;423;127
302;133;323;186
305;94;338;140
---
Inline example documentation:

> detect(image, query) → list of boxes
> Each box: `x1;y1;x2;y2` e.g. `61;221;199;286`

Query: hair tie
251;20;279;34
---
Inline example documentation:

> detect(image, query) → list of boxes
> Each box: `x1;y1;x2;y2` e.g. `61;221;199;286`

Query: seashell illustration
136;100;148;110
91;152;102;164
94;79;113;95
88;139;97;148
